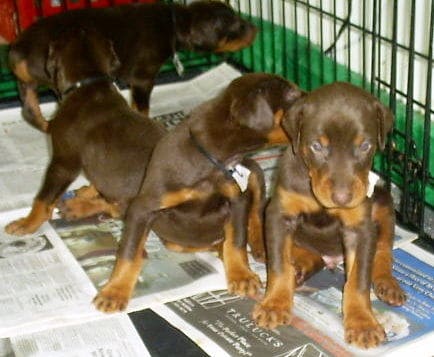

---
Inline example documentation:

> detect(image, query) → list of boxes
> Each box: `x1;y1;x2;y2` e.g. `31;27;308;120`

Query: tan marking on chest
277;186;320;216
328;204;366;227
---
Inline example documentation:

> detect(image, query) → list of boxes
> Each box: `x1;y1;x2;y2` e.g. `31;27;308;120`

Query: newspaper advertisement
152;242;433;357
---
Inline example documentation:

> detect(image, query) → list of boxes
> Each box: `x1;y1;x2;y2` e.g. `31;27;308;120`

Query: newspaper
4;315;149;357
0;63;430;356
0;208;99;338
152;242;433;357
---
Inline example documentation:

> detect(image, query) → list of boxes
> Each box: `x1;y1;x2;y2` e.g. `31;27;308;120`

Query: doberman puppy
253;82;406;349
5;29;166;235
9;0;257;131
92;73;304;313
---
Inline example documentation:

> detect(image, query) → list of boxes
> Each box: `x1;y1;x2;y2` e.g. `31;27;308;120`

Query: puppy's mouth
310;174;368;209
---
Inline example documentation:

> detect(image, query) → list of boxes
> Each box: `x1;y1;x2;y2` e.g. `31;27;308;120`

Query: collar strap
189;130;234;180
62;75;113;97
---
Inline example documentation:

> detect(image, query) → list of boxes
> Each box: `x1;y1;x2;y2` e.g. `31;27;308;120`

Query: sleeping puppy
9;0;257;131
253;82;406;349
92;73;303;312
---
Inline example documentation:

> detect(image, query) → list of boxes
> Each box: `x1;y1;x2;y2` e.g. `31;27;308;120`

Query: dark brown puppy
9;0;257;131
92;73;303;313
253;82;406;349
5;29;166;235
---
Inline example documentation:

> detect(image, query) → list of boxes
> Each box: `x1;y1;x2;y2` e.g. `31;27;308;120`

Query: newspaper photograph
50;215;227;312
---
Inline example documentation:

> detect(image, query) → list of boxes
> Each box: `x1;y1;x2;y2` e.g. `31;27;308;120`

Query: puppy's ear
231;94;274;132
282;96;306;153
374;101;394;150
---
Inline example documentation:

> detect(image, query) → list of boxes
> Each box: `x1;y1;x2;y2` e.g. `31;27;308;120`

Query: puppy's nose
332;189;352;206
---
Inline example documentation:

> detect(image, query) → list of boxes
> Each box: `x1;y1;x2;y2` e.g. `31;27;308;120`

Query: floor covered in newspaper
0;64;433;357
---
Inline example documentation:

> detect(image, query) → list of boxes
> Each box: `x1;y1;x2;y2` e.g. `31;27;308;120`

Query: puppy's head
283;82;393;208
226;73;303;143
45;28;120;94
181;0;257;52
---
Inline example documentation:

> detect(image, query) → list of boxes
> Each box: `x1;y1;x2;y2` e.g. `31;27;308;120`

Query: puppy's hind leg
5;156;80;235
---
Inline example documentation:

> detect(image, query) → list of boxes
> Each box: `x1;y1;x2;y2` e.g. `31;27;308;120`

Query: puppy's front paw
252;302;292;329
227;270;261;298
5;217;40;236
93;285;131;313
374;276;406;306
345;318;386;348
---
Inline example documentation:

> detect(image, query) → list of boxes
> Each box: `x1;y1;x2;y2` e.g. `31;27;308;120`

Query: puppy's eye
310;141;324;153
359;140;371;152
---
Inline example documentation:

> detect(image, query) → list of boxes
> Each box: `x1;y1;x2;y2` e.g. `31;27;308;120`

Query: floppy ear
282;96;306;153
374;100;394;150
230;94;274;132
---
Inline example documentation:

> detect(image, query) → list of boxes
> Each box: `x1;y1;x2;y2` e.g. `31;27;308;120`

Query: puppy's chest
290;211;345;264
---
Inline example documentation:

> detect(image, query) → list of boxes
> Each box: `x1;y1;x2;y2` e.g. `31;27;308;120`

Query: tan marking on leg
277;186;320;215
371;204;406;306
219;181;240;200
13;60;33;82
319;135;330;147
94;234;146;313
25;85;48;131
253;237;295;329
59;196;121;220
223;223;261;298
246;173;265;262
292;245;324;286
343;257;385;348
5;199;54;235
163;241;215;253
160;188;208;208
74;185;100;199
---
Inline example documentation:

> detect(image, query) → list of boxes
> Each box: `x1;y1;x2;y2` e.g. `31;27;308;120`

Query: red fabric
0;0;17;41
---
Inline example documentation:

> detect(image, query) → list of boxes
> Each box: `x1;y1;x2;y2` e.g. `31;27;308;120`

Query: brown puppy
9;0;257;131
5;29;166;235
92;73;303;313
253;82;406;349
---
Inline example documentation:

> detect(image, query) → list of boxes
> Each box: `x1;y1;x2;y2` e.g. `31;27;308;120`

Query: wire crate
0;0;432;248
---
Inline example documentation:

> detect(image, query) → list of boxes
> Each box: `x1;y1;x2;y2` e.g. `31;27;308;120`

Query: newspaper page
49;215;226;312
2;314;150;357
152;243;433;357
0;208;99;338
